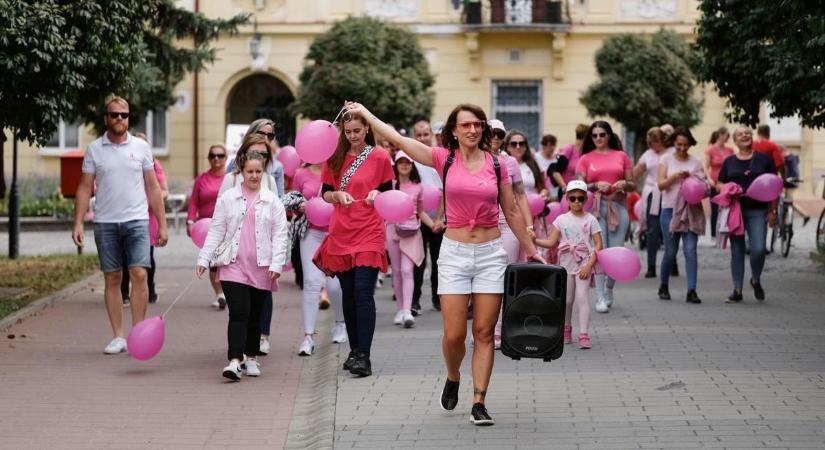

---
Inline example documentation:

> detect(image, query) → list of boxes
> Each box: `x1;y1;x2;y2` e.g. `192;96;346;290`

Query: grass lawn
0;254;98;320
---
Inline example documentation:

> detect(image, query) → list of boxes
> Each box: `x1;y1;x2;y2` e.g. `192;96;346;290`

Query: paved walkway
0;229;824;449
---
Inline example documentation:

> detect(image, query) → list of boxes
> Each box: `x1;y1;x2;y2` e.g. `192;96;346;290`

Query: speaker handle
507;265;517;297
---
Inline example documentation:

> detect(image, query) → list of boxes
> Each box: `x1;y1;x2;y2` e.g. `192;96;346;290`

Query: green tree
695;1;825;128
291;17;434;127
580;30;702;157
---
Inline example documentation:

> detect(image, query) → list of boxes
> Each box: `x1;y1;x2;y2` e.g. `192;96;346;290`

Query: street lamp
249;18;262;62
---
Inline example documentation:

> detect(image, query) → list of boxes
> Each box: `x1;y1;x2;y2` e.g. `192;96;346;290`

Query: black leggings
337;267;379;356
220;281;267;361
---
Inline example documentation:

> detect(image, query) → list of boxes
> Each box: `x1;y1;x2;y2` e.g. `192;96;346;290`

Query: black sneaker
644;268;656;279
658;284;671;300
342;351;357;371
750;279;765;301
411;303;421;317
470;403;494;426
726;290;743;303
348;353;371;377
440;378;460;411
149;293;158;304
686;290;702;304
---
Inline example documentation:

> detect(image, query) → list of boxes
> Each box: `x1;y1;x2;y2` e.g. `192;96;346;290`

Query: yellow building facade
6;0;824;198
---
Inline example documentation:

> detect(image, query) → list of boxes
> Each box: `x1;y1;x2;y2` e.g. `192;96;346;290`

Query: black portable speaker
500;263;567;362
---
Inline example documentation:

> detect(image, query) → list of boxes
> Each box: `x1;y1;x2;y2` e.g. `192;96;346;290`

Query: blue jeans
729;208;768;290
645;193;662;272
93;220;151;273
659;208;698;290
338;267;379;356
595;200;629;295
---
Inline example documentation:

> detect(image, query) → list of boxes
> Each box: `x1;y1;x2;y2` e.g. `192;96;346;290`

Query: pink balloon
190;218;211;249
597;247;641;282
527;193;545;216
277;146;301;178
546;202;565;223
374;190;415;223
746;173;783;202
295;120;338;164
127;316;165;361
301;179;322;199
305;197;334;227
681;177;706;205
421;184;442;212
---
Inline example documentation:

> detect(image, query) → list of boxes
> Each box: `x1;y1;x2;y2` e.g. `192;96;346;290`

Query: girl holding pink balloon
716;127;778;303
535;180;603;349
346;101;543;426
386;151;438;328
196;141;289;381
656;127;707;304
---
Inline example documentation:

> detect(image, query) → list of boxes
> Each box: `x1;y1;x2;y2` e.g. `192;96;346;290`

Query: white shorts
437;237;508;295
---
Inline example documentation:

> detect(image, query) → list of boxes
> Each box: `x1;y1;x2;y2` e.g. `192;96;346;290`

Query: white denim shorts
437;237;508;295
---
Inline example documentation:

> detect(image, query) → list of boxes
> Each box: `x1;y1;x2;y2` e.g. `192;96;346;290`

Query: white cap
566;180;588;194
394;150;413;163
487;119;506;132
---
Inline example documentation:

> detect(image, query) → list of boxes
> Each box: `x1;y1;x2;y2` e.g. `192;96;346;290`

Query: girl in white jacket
197;135;288;381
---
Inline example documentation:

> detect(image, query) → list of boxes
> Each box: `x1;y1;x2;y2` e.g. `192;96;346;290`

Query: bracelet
527;225;534;230
186;220;194;225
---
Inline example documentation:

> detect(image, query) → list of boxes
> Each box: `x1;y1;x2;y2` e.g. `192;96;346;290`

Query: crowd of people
74;94;792;427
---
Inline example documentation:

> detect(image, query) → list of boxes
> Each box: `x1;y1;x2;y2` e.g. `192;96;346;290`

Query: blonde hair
104;96;129;111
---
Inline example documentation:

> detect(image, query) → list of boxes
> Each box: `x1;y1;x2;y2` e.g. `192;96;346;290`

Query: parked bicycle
770;178;801;258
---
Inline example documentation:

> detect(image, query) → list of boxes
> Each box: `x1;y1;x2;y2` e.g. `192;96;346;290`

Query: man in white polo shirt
72;96;169;355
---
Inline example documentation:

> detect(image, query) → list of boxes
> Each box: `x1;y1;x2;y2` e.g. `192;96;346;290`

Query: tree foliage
0;0;247;145
695;1;825;128
291;17;434;127
580;30;702;150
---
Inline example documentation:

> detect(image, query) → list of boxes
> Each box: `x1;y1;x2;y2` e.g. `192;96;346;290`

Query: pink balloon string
161;278;197;319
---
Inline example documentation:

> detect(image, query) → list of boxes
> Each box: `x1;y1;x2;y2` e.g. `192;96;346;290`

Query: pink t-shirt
659;154;704;209
219;186;278;292
575;150;632;185
552;212;601;275
431;147;511;230
187;170;224;221
558;143;581;183
704;144;734;183
499;152;522;225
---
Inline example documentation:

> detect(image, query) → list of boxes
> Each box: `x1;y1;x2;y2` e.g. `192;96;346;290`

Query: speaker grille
503;287;563;355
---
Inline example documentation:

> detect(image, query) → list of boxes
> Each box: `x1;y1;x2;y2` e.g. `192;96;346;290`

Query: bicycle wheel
770;222;778;253
817;210;825;254
780;206;793;257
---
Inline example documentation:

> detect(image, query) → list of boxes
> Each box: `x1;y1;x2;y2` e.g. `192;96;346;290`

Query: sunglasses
508;141;526;148
208;153;226;159
567;195;587;203
255;130;276;141
492;130;506;140
591;132;607;139
107;112;130;119
457;121;485;132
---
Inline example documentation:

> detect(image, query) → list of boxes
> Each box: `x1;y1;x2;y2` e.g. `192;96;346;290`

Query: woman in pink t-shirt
348;101;542;426
703;127;734;238
575;121;635;314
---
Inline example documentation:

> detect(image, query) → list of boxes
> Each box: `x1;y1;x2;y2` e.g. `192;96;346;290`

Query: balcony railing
464;0;569;28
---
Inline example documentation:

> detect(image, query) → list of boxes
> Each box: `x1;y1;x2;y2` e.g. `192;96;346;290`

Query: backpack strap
492;153;501;205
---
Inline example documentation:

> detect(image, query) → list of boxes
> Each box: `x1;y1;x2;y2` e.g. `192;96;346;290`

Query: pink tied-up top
553;212;602;286
431;147;511;231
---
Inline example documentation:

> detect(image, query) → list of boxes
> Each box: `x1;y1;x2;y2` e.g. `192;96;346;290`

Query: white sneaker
244;358;261;377
595;297;609;313
222;360;242;381
403;310;415;328
211;294;227;310
331;322;348;343
104;337;127;354
259;338;270;355
376;273;385;288
604;289;614;308
393;310;404;325
298;335;314;356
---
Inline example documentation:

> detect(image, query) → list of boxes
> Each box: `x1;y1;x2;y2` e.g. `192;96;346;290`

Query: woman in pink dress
703;127;734;237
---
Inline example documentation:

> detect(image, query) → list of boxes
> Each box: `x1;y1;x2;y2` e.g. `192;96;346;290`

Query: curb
284;316;339;450
0;272;101;332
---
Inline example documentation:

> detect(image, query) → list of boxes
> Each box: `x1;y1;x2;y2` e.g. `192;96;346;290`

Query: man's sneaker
402;310;415;328
104;337;127;354
725;290;743;303
244;358;261;377
686;290;702;304
331;322;348;344
259;338;271;355
563;325;573;344
411;303;421;317
122;297;130;308
470;403;494;426
578;333;592;349
211;294;226;310
440;377;460;411
750;278;765;301
222;360;242;381
343;351;357;371
595;297;609;313
298;335;315;356
604;288;614;307
348;353;371;377
393;310;404;325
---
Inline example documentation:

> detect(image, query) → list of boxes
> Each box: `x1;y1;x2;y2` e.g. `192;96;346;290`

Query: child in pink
535;180;603;349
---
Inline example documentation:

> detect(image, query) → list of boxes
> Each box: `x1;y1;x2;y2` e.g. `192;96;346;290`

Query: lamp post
249;18;262;63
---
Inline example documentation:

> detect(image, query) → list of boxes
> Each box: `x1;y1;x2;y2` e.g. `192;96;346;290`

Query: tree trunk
0;133;6;199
